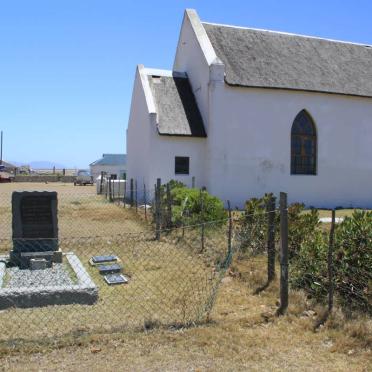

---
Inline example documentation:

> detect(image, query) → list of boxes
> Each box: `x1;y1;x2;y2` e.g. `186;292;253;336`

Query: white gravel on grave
5;264;75;288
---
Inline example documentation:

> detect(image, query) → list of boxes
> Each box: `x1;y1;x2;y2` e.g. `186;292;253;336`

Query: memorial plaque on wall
12;191;58;252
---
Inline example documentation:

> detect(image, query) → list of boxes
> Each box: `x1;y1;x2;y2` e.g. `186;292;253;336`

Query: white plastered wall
126;65;207;197
126;65;153;191
174;9;224;133
206;83;372;209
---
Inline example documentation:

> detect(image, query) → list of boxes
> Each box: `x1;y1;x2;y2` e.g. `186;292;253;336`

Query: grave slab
0;253;98;309
104;273;128;285
98;263;122;275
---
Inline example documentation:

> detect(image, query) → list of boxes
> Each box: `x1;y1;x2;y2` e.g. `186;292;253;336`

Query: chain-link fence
0;180;370;345
0;181;234;343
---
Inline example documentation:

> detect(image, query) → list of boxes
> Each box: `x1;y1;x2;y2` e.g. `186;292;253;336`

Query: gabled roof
147;73;206;137
90;154;126;166
203;22;372;98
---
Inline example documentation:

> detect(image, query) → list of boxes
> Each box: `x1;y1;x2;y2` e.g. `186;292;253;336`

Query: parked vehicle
74;170;93;186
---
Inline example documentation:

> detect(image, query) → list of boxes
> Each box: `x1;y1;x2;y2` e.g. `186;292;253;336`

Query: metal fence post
267;194;276;283
328;209;335;313
277;192;288;315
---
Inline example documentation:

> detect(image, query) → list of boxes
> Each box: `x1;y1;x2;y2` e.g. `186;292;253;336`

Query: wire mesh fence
0;179;370;345
0;181;235;343
0;229;232;342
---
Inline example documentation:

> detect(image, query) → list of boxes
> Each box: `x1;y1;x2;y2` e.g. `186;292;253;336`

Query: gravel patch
0;254;98;309
5;264;75;289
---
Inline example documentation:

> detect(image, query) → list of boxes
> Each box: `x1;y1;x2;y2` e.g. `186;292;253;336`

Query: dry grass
0;183;370;370
1;262;370;371
0;182;145;240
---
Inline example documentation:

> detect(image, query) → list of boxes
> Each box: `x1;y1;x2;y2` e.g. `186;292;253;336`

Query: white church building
127;9;372;209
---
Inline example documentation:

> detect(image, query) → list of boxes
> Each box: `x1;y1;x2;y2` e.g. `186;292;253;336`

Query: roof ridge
202;21;372;48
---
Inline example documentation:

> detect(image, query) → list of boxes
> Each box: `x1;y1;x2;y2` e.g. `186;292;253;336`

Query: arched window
291;110;317;175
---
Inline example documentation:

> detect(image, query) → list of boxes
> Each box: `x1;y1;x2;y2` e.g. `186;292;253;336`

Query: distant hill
29;161;67;169
10;161;67;169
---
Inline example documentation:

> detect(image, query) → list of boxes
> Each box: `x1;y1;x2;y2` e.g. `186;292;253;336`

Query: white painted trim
185;9;221;66
137;64;156;114
202;21;372;48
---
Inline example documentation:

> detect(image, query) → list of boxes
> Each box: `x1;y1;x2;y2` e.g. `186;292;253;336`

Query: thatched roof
203;23;372;98
148;75;206;137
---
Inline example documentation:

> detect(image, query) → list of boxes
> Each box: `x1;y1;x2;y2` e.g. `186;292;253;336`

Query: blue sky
1;0;371;168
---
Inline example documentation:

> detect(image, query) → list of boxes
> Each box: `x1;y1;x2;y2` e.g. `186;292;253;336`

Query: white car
74;170;93;186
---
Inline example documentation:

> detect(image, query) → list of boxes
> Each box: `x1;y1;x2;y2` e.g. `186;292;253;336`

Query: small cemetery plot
0;191;98;310
89;255;128;286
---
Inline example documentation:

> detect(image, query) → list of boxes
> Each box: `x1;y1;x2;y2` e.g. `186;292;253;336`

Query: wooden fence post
155;178;161;240
267;194;276;283
166;183;172;228
123;179;126;208
100;171;104;194
328;209;336;313
130;178;134;207
227;200;232;256
200;189;205;252
277;192;288;315
144;183;147;220
108;179;112;202
135;180;138;213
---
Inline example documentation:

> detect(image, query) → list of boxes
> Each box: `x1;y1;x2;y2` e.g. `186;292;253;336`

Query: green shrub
288;204;319;259
154;181;227;228
171;186;227;226
289;229;329;300
334;211;372;313
289;210;371;314
238;194;278;255
238;198;321;257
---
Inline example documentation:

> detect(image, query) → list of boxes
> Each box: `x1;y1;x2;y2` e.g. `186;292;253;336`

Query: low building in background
90;154;127;181
0;160;18;174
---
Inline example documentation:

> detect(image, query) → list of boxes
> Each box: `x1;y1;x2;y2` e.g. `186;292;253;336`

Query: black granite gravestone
10;191;59;268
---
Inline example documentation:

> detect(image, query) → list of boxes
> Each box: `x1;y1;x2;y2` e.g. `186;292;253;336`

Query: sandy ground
0;182;145;240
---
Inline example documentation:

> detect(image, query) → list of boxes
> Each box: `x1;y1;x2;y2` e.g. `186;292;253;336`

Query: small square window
175;157;189;175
